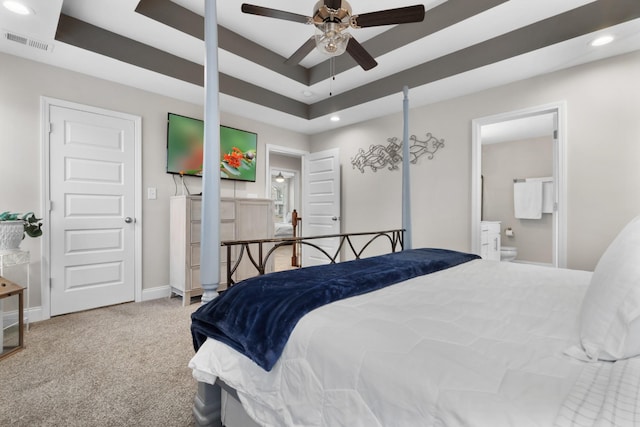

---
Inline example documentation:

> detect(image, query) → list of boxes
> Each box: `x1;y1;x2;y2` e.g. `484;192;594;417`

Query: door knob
331;216;339;221
124;217;134;223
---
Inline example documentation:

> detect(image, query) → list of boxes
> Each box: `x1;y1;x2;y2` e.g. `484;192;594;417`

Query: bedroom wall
2;48;638;314
482;136;554;264
0;52;310;312
270;153;302;174
310;50;640;271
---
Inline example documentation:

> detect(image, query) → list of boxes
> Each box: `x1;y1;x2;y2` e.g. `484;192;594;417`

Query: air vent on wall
4;30;54;52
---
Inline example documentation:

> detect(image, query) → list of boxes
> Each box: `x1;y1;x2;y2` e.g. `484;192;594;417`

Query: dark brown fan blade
285;37;317;65
346;37;377;71
352;5;425;28
324;0;342;10
241;4;311;24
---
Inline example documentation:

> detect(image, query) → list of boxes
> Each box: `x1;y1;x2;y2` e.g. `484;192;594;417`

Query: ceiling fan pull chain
329;57;335;96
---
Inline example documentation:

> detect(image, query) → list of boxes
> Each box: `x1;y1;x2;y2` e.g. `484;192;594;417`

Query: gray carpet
0;297;200;426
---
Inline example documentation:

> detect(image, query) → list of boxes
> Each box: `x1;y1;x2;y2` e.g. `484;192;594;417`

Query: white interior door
48;104;137;316
302;148;341;266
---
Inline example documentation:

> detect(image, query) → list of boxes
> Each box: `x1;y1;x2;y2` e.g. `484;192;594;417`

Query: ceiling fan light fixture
315;23;349;56
240;1;424;70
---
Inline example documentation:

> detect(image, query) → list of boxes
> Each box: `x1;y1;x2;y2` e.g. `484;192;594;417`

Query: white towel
541;181;554;213
526;177;554;214
514;181;542;219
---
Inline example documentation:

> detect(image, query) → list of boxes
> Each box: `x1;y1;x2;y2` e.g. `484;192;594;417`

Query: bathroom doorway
471;103;567;267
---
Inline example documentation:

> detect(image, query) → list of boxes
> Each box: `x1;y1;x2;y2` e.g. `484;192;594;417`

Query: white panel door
302;148;340;267
49;105;136;316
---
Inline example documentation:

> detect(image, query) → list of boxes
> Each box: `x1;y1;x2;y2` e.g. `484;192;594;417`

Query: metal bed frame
221;229;404;287
194;229;404;426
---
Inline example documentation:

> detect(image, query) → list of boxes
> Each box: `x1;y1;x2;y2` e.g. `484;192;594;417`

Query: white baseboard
2;305;44;325
26;305;44;323
141;285;172;301
1;309;20;329
16;287;173;325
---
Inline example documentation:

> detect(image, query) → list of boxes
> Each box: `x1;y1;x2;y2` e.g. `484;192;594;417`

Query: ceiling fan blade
324;0;342;10
285;37;317;65
352;5;425;28
241;4;311;24
346;37;377;71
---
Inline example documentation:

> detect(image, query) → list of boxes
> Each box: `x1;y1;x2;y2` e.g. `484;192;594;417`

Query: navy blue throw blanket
191;248;479;371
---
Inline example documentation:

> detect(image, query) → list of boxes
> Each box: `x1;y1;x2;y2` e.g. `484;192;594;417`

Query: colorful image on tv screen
166;113;204;176
219;126;257;182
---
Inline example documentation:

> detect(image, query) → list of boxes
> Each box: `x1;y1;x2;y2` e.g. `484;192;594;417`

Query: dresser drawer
220;221;235;241
190;245;200;267
220;199;235;221
188;266;200;292
190;198;202;221
190;221;201;244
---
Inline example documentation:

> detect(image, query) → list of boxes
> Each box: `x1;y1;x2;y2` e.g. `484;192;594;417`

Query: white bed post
402;86;412;250
200;0;221;304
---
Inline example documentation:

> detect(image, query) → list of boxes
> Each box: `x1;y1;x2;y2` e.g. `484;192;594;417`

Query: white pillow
579;215;640;361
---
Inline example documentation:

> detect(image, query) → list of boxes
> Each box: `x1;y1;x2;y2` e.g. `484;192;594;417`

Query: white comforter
191;260;599;426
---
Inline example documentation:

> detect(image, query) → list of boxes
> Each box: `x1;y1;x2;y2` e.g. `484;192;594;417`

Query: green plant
0;211;43;238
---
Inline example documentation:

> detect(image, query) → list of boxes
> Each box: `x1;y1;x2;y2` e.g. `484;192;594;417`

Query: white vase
0;221;24;251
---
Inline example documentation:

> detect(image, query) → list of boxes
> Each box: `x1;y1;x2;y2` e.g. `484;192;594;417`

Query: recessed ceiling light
591;35;614;47
302;90;314;97
3;1;33;15
330;115;340;122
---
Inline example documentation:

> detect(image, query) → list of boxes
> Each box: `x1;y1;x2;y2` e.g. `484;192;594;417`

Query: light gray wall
270;153;302;173
0;52;310;309
311;50;640;271
3;48;639;313
482;137;553;264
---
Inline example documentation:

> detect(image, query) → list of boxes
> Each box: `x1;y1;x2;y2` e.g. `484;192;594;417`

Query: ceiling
1;0;640;135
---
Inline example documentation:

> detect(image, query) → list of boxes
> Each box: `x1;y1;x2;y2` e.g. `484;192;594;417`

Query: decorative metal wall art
351;132;445;173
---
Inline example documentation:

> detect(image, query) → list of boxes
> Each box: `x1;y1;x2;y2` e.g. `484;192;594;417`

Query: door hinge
48;123;52;133
48;200;53;212
553;129;558;139
49;278;53;288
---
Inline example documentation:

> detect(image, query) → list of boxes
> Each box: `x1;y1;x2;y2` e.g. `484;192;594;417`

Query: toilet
500;246;517;262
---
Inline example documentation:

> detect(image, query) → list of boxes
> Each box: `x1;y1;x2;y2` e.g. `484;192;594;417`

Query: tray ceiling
1;0;640;134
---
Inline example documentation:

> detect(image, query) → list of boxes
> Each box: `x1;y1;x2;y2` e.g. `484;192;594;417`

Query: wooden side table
0;276;24;360
0;250;29;329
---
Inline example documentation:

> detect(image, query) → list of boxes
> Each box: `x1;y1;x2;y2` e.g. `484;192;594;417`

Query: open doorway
265;145;342;270
471;103;567;267
270;167;299;237
265;145;306;271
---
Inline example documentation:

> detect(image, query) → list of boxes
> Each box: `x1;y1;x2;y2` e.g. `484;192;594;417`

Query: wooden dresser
169;195;273;305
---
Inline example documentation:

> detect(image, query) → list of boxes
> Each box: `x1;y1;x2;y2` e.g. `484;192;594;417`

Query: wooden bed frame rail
221;229;404;287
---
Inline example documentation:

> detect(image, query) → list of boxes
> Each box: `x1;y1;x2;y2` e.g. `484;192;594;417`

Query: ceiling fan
241;1;426;71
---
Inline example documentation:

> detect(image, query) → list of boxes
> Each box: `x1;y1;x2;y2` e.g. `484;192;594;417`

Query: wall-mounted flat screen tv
166;113;257;182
